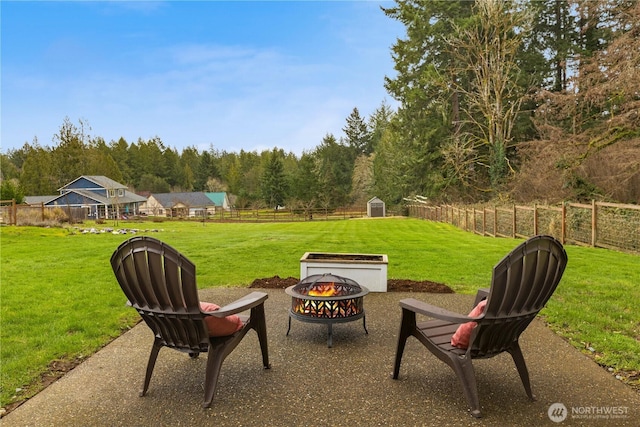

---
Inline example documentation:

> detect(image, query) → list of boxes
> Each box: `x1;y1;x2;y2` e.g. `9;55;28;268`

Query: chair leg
252;304;271;369
451;357;482;418
203;346;226;408
509;343;535;400
141;340;162;397
393;308;416;379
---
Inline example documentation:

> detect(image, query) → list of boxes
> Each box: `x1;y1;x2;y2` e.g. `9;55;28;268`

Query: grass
1;218;639;407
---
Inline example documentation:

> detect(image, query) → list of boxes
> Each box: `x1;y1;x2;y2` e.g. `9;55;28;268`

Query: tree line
2;0;638;207
0;106;392;210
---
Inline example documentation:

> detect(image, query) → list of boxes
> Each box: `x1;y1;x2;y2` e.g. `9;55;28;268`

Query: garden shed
367;197;385;217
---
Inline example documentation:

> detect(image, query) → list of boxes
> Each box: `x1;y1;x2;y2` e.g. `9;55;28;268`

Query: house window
117;189;124;197
108;189;115;197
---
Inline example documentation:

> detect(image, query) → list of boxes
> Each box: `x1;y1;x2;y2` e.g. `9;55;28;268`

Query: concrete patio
3;288;638;426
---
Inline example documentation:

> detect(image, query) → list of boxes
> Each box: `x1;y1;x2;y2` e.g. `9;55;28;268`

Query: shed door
370;203;384;217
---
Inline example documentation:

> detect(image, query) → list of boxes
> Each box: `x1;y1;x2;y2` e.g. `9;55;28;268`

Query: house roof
204;192;228;206
45;189;146;206
24;195;57;205
59;175;126;192
150;192;214;208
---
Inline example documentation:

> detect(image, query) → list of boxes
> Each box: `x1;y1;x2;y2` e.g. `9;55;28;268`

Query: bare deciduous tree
445;0;532;192
513;0;640;203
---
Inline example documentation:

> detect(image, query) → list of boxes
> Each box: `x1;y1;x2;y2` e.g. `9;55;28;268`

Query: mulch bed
249;276;454;293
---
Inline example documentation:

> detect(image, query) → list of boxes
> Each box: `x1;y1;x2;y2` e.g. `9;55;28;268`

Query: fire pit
285;273;369;347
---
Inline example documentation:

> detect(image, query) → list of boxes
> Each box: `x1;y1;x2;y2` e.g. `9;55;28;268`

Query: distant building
141;192;220;218
205;192;231;210
367;197;385;217
35;175;146;219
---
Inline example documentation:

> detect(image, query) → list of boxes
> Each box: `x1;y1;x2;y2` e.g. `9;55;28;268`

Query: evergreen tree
368;100;395;152
180;146;201;190
109;137;133;185
86;137;123;182
0;153;21;181
20;144;56;195
382;0;474;199
313;134;353;208
289;152;320;206
343;107;372;155
260;148;288;208
51;117;90;187
195;150;219;191
0;179;25;203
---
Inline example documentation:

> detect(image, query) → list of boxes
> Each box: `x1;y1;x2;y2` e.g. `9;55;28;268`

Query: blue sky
1;1;403;156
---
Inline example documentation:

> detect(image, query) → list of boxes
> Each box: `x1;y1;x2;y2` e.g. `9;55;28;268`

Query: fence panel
565;203;593;247
495;207;514;238
536;206;563;242
596;203;640;252
514;206;534;238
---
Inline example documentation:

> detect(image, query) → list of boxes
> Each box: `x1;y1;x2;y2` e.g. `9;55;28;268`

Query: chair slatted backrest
111;236;210;353
470;235;567;357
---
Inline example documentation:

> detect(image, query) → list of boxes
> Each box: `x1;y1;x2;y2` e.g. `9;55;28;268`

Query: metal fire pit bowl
285;273;369;347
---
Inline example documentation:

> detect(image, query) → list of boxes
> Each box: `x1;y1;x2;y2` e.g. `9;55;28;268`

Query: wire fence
407;200;640;254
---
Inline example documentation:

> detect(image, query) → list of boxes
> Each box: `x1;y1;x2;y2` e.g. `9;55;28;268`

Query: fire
308;282;339;297
292;297;361;318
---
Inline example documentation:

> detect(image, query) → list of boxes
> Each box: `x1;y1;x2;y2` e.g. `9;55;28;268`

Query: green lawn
1;218;638;407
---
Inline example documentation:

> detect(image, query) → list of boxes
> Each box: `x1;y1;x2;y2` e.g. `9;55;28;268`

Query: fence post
561;202;566;244
533;203;538;235
512;204;516;238
592;199;597;247
12;199;17;225
482;207;487;236
41;202;45;222
470;208;474;232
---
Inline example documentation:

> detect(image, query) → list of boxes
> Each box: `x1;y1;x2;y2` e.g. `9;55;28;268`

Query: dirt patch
249;275;454;293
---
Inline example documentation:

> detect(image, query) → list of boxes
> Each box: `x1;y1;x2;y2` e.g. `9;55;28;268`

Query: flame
308;282;339;297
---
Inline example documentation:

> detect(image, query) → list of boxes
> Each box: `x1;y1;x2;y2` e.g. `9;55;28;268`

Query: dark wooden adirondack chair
110;236;270;408
393;235;568;418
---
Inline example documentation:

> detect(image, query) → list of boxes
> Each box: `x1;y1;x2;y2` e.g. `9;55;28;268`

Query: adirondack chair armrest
207;291;268;317
474;288;490;305
400;298;484;324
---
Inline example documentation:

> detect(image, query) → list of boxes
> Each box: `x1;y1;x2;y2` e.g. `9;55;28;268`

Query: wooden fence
0;200;97;225
407;200;640;254
0;200;369;225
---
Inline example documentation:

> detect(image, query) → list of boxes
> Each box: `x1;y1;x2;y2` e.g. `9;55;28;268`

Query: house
41;176;146;219
141;192;217;218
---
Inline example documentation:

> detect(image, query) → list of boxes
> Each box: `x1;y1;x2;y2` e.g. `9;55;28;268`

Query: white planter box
300;252;388;292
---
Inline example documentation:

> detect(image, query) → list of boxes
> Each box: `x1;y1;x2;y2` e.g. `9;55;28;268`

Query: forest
1;0;638;209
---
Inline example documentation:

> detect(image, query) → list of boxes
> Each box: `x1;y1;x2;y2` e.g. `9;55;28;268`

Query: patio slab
2;288;638;426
